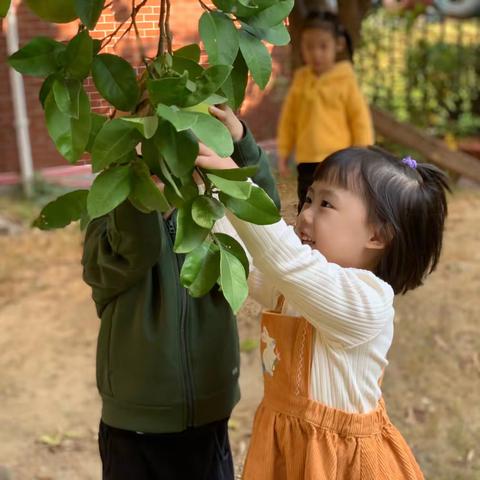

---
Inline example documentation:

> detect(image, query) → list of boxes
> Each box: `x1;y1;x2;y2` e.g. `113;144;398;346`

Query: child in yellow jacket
277;11;374;210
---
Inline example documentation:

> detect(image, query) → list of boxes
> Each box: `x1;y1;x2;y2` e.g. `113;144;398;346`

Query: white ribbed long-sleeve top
216;215;395;414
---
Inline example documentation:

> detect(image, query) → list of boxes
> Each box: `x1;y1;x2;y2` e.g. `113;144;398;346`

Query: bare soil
0;179;479;480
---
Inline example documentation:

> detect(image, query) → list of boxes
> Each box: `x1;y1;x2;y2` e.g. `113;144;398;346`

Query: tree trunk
337;0;371;48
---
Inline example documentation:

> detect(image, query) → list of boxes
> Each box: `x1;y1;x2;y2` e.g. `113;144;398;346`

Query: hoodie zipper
166;215;195;426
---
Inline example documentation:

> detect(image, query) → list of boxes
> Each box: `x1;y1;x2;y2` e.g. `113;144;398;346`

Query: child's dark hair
301;10;354;60
313;147;450;294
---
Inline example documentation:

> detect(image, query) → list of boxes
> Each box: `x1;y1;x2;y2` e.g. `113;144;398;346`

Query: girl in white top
196;144;449;479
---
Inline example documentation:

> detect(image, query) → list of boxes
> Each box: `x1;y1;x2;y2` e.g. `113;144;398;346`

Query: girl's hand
278;157;291;178
195;143;238;171
209;104;245;142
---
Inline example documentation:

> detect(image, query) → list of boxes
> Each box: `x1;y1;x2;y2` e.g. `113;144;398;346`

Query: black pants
296;162;318;213
98;419;234;480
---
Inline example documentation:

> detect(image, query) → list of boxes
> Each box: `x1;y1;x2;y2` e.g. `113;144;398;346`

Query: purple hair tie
402;156;417;169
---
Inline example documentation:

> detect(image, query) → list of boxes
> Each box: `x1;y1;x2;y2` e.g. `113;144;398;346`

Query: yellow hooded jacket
277;61;374;164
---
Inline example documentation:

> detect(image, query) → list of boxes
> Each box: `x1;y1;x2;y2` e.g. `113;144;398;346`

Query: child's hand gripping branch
195;143;238;171
208;104;245;142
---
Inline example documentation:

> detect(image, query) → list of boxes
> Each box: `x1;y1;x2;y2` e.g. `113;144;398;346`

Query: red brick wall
0;0;288;174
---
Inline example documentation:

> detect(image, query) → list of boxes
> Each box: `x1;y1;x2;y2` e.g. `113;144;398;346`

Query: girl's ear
336;36;346;54
366;224;389;251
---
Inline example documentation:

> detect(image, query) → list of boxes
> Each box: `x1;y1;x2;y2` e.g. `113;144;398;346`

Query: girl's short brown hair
314;147;450;294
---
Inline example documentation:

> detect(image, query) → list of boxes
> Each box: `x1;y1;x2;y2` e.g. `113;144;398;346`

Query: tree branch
132;0;149;70
101;0;148;50
158;0;167;56
166;0;173;54
198;0;213;12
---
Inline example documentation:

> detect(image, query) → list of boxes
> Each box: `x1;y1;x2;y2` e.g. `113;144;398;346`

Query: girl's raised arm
227;214;394;348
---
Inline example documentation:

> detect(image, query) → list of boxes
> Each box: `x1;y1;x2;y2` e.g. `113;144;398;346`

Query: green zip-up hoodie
82;127;280;433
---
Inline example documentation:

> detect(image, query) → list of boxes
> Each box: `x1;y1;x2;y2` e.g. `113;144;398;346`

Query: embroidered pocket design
261;326;280;376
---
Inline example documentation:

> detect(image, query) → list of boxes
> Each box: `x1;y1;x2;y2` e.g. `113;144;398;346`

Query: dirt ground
0;178;479;480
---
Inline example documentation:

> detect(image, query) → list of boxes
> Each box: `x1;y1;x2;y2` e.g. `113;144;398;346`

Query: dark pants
297;162;318;213
98;418;234;480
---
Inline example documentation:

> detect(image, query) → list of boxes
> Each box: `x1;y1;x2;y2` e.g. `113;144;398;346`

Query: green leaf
263;23;290;46
247;0;293;29
219;248;248;314
214;232;249;276
155;121;198;177
147;73;190;106
52;78;81;118
8;37;65;77
238;29;271;89
174;44;201;62
128;195;151;214
92;54;139;111
39;74;56;108
221;51;248;110
0;0;11;17
129;160;170;212
240;338;258;352
204;93;229;105
32;190;89;230
199;11;239;66
180;240;221;297
205;165;258;181
213;0;259;17
85;113;107;152
183;65;232;107
159;162;199;209
171;55;204;79
254;0;279;7
211;0;236;13
65;30;94;79
191;196;225;229
80;213;91;231
190;113;234;158
220;185;280;224
75;0;105;30
156;104;198;131
87;165;131;219
159;157;183;197
207;174;252;199
242;21;290;46
141;137;163;176
91;119;141;172
93;39;102;55
174;202;210;254
45;88;91;164
121;116;159;139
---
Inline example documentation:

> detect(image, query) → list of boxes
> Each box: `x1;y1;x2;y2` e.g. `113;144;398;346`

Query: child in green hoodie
82;105;280;480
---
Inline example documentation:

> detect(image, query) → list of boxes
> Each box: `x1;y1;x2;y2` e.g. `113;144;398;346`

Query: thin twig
112;20;135;48
101;20;129;49
101;0;148;50
198;0;213;12
132;0;149;70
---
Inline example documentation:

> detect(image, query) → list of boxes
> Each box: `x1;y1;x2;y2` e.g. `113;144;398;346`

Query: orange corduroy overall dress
242;300;424;480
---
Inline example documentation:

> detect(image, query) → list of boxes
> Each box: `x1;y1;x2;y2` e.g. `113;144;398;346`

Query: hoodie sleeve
231;124;281;209
82;200;163;311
